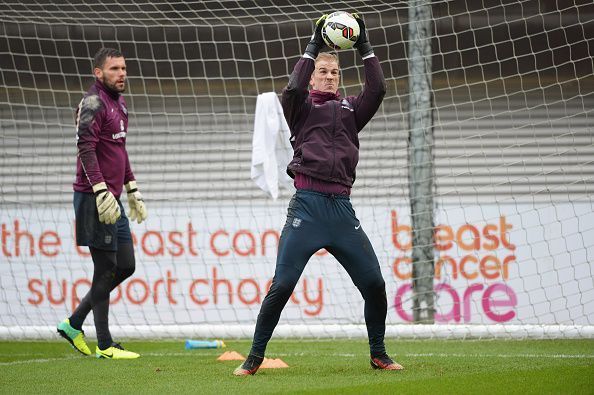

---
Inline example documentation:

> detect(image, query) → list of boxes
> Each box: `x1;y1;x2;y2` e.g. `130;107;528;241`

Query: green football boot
96;342;140;359
57;318;91;356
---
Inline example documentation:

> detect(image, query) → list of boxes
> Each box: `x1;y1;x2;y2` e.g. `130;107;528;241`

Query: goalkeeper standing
235;14;403;375
57;48;147;359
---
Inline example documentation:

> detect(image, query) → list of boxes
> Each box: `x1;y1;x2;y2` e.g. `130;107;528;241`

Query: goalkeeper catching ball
57;48;147;360
234;14;403;375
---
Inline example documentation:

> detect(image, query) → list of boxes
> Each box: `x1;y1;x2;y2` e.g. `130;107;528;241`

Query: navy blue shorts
73;191;132;251
278;189;383;286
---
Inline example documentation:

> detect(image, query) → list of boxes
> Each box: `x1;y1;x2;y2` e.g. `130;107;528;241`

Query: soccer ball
322;11;360;50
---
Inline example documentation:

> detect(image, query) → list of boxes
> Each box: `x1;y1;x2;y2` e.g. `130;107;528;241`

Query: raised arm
281;15;327;132
351;14;387;131
281;58;315;131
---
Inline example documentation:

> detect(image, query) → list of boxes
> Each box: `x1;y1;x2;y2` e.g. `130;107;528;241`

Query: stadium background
2;0;592;205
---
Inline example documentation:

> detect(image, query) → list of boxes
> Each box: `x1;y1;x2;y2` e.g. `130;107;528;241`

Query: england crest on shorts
292;217;302;228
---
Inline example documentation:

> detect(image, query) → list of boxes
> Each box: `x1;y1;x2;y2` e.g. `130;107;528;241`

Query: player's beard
102;77;126;93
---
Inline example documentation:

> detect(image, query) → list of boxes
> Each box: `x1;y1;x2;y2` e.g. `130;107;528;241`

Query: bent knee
359;272;386;296
119;266;136;280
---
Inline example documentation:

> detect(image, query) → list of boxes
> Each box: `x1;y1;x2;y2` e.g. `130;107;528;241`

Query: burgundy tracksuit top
73;80;135;199
281;56;386;188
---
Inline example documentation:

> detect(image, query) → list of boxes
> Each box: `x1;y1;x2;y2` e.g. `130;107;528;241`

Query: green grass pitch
1;339;592;394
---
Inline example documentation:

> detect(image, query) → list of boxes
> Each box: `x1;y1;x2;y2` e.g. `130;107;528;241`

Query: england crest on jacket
341;99;354;112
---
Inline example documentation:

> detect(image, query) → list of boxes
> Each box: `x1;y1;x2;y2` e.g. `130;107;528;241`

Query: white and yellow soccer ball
322;11;360;50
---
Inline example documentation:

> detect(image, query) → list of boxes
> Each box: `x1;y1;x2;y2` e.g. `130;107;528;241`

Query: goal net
0;0;593;340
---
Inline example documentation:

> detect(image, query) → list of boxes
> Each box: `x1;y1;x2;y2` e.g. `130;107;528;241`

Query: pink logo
394;282;517;323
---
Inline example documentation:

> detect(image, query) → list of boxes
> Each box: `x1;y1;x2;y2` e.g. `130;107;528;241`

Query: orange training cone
217;351;246;361
260;358;289;369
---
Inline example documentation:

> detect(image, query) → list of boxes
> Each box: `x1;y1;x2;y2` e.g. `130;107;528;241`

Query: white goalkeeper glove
92;182;121;225
125;180;148;224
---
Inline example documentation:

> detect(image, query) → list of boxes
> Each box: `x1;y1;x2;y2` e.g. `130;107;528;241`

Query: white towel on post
251;92;295;199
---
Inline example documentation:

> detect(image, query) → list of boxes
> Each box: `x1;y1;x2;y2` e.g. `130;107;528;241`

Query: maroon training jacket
73;80;135;198
281;56;386;187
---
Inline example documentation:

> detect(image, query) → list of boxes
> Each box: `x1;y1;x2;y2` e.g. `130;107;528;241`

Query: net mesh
0;0;593;339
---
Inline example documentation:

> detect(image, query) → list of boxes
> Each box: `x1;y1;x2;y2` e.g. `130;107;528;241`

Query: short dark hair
93;47;124;69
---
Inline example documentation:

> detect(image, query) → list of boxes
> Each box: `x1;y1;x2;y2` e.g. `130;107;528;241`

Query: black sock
68;315;84;331
89;247;118;350
68;243;135;335
98;340;114;350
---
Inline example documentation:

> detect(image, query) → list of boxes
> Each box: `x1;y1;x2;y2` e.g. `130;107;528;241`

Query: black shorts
73;191;132;251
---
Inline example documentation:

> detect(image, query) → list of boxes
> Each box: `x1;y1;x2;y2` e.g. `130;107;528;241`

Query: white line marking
249;352;594;359
405;352;594;359
0;357;76;366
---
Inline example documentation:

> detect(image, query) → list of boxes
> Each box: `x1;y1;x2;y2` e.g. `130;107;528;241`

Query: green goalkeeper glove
352;13;374;58
304;14;328;58
92;182;121;225
125;180;148;224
